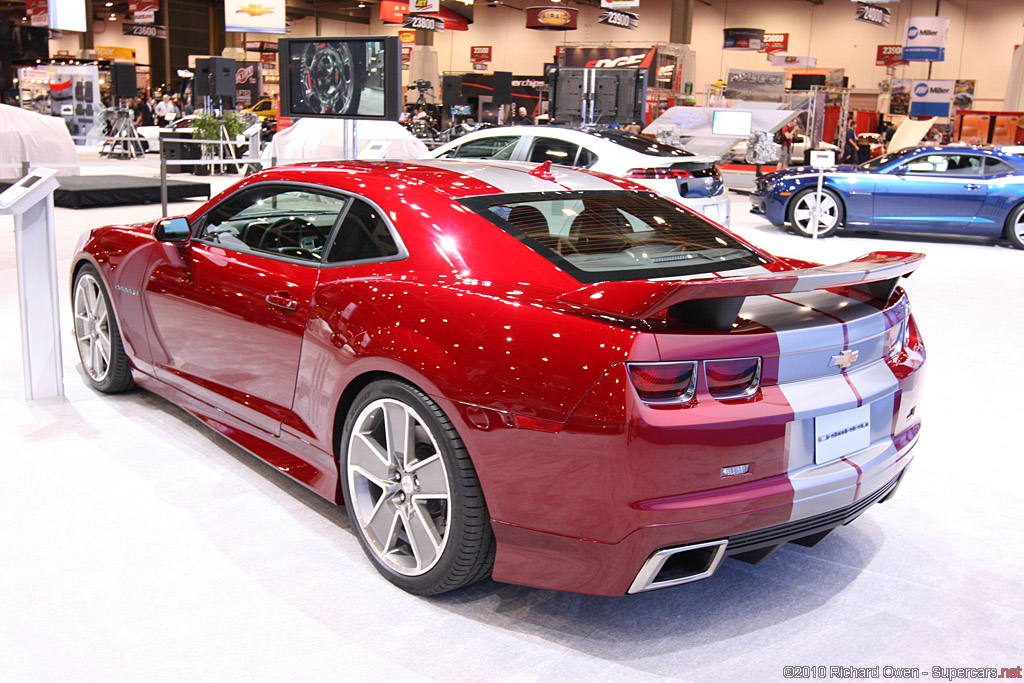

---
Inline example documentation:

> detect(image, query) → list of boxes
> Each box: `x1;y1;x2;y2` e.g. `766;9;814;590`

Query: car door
871;152;988;232
144;183;348;436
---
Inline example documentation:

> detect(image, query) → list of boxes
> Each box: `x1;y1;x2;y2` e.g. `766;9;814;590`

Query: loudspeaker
492;71;512;105
111;62;137;100
442;75;463;107
210;57;236;98
193;58;211;99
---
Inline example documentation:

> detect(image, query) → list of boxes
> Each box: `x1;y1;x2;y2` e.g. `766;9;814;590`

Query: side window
325;198;400;263
198;185;347;262
447;136;520;159
983;157;1015;176
901;154;981;175
576;147;598;168
529;137;582;165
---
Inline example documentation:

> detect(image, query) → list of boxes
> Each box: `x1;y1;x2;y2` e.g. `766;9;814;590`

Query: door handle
964;183;982;190
265;292;299;311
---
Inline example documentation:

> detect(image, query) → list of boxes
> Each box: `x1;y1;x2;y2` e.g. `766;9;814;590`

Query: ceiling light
105;1;112;5
109;13;117;20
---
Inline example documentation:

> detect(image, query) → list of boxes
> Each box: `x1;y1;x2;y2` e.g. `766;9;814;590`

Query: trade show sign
129;0;159;24
876;44;907;66
598;9;638;30
908;79;954;117
25;0;48;28
409;0;439;13
759;33;788;54
234;62;263;109
526;7;578;30
724;68;785;102
723;28;764;50
224;0;286;34
600;0;639;8
855;3;891;27
902;16;950;61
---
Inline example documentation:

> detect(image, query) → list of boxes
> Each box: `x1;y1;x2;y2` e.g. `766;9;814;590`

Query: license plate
702;205;718;221
814;404;871;464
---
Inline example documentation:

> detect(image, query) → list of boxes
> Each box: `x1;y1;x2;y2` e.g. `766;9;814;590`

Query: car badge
830;349;859;369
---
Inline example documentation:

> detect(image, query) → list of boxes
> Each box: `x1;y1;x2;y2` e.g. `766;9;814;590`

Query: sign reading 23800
402;15;445;32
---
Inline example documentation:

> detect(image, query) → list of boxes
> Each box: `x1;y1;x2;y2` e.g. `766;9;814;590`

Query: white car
425;126;731;226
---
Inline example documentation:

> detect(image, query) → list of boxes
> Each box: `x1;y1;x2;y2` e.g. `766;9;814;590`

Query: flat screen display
451;105;472;116
712;110;753;136
47;0;87;33
279;36;401;120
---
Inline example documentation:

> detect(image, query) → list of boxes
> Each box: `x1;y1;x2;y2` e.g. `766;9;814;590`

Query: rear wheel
72;265;134;393
788;187;843;238
341;379;494;595
1005;202;1024;249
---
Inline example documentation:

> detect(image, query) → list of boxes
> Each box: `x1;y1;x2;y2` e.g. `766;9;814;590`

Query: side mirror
155;217;191;243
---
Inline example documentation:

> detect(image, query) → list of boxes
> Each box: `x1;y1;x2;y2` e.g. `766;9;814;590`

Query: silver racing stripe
413;159;627;193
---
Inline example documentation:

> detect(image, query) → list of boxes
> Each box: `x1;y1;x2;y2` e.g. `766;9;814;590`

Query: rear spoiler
558;251;924;329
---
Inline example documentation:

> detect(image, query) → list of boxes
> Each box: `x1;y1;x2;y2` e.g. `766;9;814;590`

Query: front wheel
1005;202;1024;249
341;379;494;595
72;264;134;393
788;187;844;238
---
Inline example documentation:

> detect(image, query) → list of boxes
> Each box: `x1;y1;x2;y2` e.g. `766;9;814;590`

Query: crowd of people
102;91;193;128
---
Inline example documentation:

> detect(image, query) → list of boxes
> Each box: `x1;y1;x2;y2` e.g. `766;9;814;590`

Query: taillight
885;318;907;359
625;168;692;180
628;362;697;404
705;358;761;400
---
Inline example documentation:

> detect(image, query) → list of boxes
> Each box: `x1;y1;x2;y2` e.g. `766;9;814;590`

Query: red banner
128;0;159;11
525;6;578;30
759;33;789;54
26;0;48;27
402;45;413;64
876;44;907;66
379;1;469;30
470;46;492;64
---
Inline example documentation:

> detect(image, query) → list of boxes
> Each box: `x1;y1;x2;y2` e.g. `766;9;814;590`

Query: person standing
154;94;175;125
135;95;154;127
778;120;797;169
512;106;534;125
841;115;858;164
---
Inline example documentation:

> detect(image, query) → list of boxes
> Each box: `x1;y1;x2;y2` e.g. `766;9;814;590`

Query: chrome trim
627;361;698;405
704;356;762;400
627;539;728;594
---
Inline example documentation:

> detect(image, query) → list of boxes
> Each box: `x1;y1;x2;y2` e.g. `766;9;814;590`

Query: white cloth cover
0;104;79;179
262;119;428;163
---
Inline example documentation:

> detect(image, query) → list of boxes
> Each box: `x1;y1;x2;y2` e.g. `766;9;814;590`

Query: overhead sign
470;46;492;64
379;1;469;30
526;6;578;30
902;16;950;61
725;67;786;102
723;28;764;50
26;0;48;27
96;45;137;61
855;3;891;27
771;54;816;68
600;0;639;8
224;0;286;34
403;14;445;31
133;10;155;23
876;44;907;66
598;9;638;30
759;33;788;54
909;79;954;117
245;40;277;52
409;0;439;13
123;23;166;39
398;29;416;44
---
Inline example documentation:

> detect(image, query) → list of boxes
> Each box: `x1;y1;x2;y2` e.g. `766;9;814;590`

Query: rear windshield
462;191;769;283
587;130;695;158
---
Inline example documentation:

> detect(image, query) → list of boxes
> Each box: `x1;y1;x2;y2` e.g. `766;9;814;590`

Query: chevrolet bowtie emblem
237;4;273;16
830;349;859;369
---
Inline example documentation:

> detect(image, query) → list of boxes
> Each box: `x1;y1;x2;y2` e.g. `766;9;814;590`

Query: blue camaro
750;145;1024;249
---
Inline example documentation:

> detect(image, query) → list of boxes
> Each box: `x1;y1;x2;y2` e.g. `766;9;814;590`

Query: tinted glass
983;157;1015;175
861;148;916;171
899;154;983;175
325;198;400;263
447;136;519;159
464;191;768;283
529;137;582;165
199;186;347;262
587;130;694;158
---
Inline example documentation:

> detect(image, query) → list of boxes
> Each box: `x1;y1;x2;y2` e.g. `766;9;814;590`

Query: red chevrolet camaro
71;159;926;596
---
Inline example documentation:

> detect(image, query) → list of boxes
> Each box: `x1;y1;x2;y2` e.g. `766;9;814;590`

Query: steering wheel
258;216;324;252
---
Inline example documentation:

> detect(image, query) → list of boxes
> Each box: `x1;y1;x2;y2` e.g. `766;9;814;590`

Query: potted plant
191;112;246;174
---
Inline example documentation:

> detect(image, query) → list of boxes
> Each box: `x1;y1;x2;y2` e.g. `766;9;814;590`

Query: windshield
587;130;695;158
463;191;769;283
858;148;916;172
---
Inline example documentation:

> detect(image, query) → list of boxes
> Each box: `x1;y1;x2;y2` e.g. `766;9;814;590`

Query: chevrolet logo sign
237;4;274;16
830;349;859;369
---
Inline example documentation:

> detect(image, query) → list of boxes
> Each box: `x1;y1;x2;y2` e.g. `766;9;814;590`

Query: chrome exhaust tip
627;539;728;594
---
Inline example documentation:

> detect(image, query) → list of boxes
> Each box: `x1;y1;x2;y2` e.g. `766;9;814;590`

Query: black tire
787;187;844;238
1005;202;1024;250
72;264;134;394
340;379;494;595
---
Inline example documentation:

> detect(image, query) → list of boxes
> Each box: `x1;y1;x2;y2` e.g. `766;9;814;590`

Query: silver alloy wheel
347;398;452;576
73;273;112;382
792;190;840;234
1013;210;1024;242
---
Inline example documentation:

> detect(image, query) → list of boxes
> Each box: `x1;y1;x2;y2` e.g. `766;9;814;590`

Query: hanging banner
123;23;166;38
224;0;286;34
908;79;954;117
27;0;48;27
601;0;638;8
402;14;445;31
96;45;137;61
234;61;262;109
470;46;492;64
876;44;907;66
759;33;788;54
723;28;764;50
379;1;469;30
598;9;638;30
245;40;277;52
953;79;976;110
855;3;891;27
526;7;578;30
725;67;786;102
409;0;439;13
902;16;950;61
398;29;416;44
771;55;816;68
